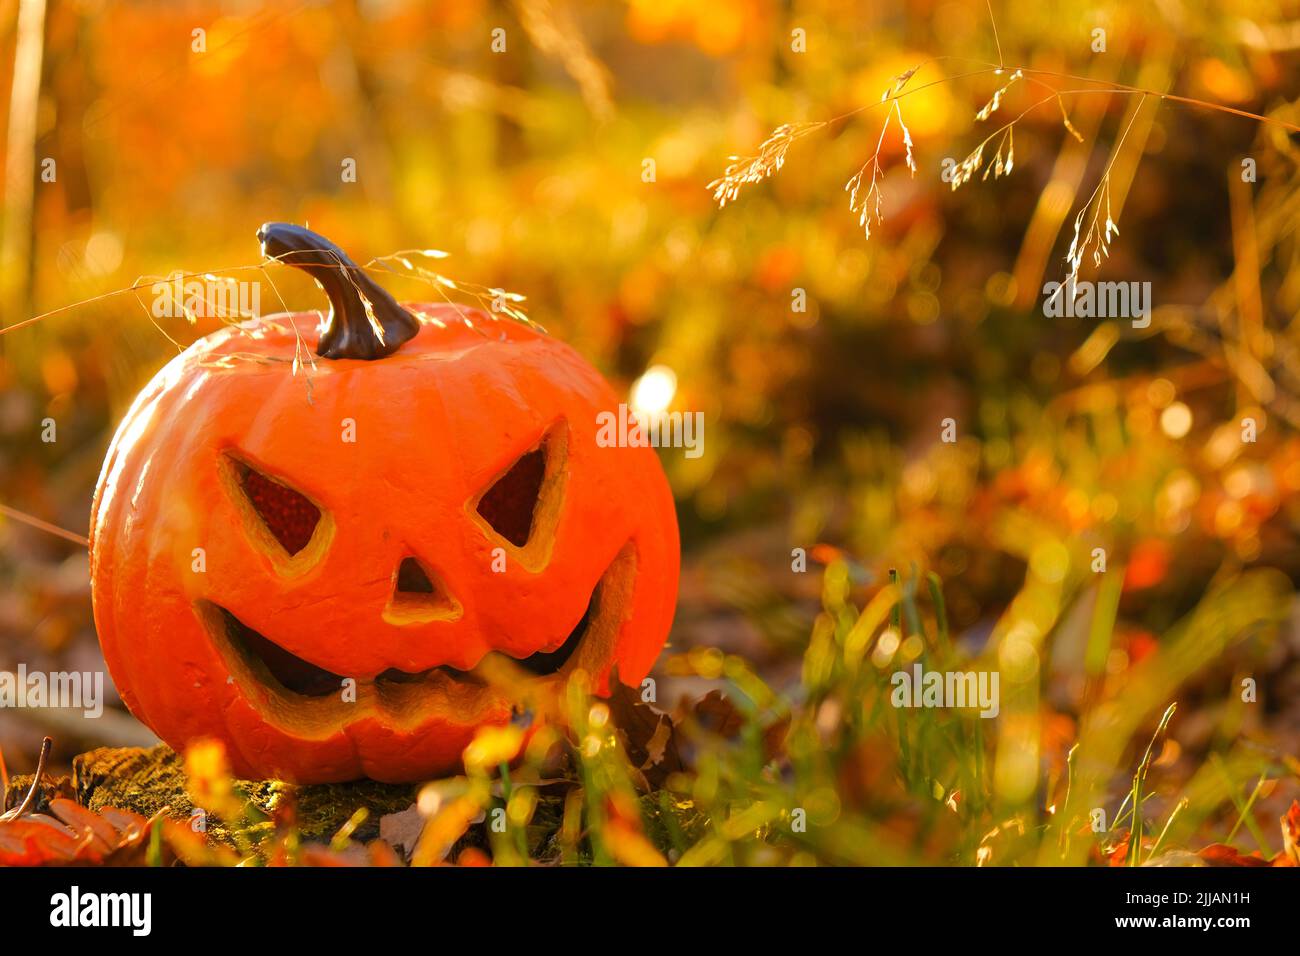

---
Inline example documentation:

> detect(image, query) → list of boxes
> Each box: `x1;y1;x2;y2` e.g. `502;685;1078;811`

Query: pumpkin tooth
375;665;487;687
516;577;595;675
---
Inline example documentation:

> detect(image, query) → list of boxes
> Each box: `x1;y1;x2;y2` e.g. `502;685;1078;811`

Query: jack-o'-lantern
89;224;679;783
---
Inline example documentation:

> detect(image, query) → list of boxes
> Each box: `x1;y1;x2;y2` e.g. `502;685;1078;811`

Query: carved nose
386;557;461;623
396;557;435;594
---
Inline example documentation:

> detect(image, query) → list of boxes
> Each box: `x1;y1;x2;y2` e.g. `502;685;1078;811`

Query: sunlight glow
630;364;677;417
1160;402;1193;438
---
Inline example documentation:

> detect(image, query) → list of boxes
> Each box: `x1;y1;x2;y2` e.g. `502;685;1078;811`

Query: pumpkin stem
257;222;419;360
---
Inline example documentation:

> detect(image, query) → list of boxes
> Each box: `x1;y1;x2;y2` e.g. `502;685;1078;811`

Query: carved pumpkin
89;224;679;783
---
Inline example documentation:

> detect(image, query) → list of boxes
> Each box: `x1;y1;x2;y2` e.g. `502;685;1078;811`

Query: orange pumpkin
89;224;679;783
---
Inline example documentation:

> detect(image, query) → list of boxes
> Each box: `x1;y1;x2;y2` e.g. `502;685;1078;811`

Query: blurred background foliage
2;0;1300;863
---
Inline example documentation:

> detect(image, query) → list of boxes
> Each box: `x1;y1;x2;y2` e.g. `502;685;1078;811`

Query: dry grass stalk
1064;173;1118;286
706;42;1256;288
843;67;923;239
513;0;613;122
976;68;1022;120
707;122;826;207
1059;96;1146;290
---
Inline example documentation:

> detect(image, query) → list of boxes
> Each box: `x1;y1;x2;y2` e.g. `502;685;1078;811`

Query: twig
985;0;1004;69
0;503;89;547
0;736;52;822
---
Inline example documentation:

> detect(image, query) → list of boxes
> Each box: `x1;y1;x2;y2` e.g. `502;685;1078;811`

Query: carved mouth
195;543;636;733
213;585;593;698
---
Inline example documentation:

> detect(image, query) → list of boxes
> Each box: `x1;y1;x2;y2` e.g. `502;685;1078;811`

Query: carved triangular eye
476;443;548;548
233;460;321;556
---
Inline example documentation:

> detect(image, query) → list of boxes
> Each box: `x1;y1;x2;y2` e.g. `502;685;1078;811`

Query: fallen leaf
0;815;84;864
0;802;166;866
606;682;684;789
49;797;120;853
691;689;744;738
1197;843;1270;867
378;804;425;861
1274;800;1299;867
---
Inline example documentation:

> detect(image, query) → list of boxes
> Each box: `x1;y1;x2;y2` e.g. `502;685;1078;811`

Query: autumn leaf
1275;800;1299;867
378;804;425;861
1197;843;1270;867
0;815;86;865
690;689;745;738
0;802;167;866
606;682;684;790
49;798;120;853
